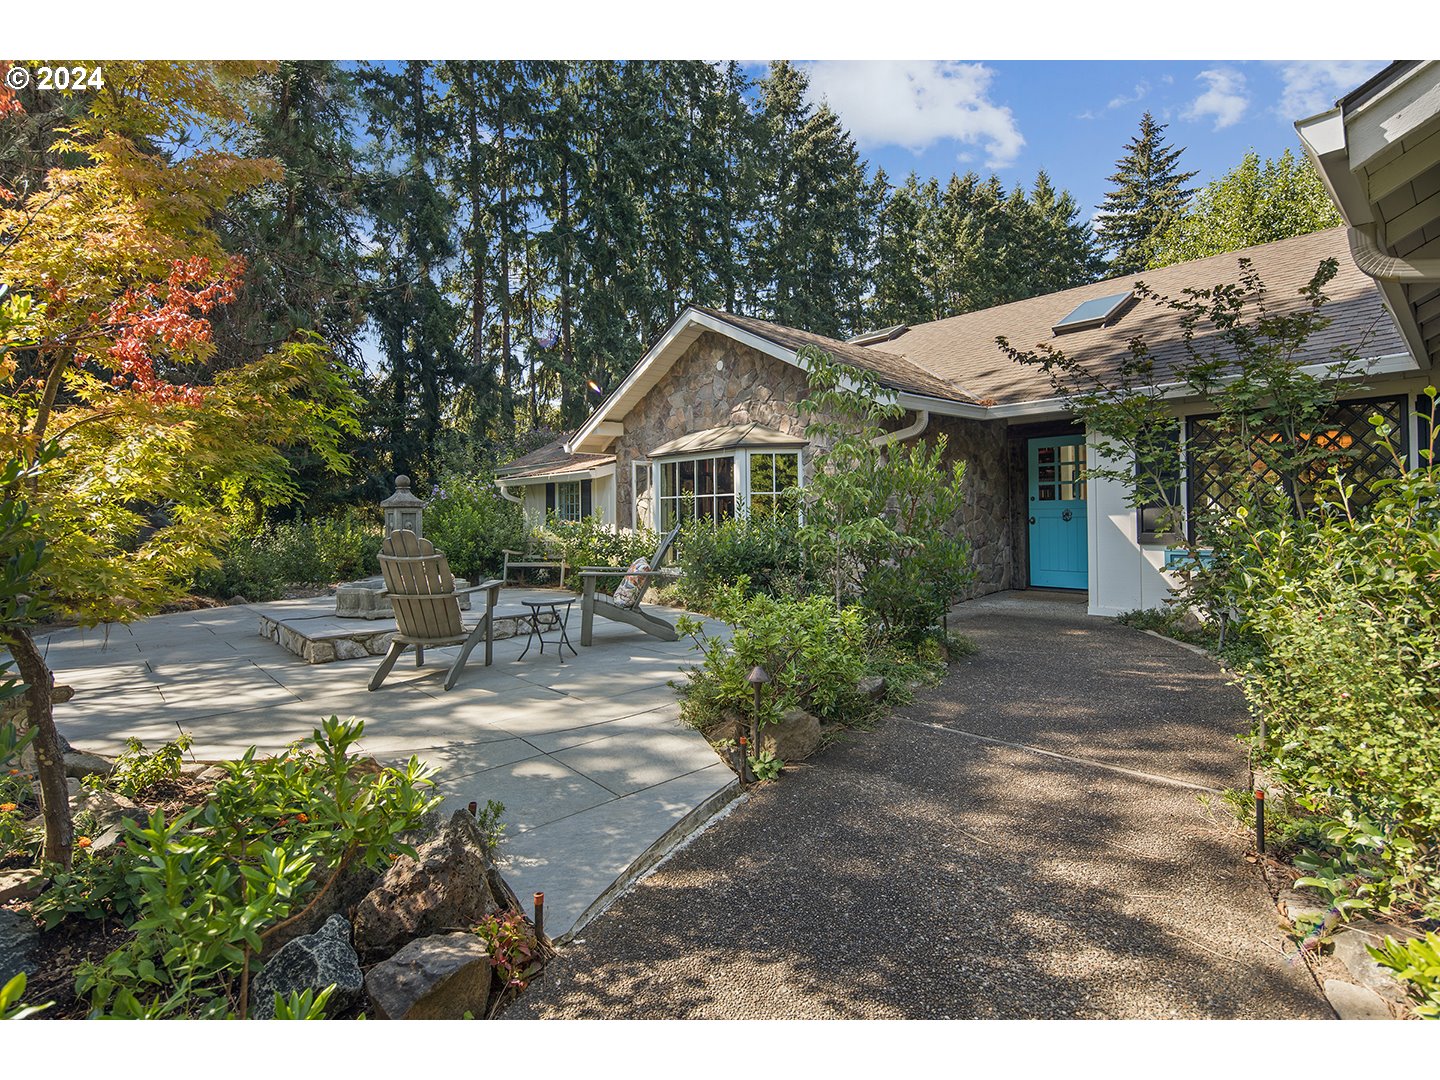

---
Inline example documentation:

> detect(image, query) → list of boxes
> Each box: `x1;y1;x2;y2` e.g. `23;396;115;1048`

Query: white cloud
1183;67;1249;130
1275;60;1386;119
1107;81;1150;111
802;60;1024;169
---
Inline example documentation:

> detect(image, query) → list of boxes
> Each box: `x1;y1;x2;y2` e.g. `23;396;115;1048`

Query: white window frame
554;480;583;523
649;448;804;530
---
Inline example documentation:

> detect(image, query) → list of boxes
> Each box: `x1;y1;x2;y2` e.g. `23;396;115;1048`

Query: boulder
0;869;43;904
264;857;382;955
65;781;145;836
63;750;115;781
1333;925;1417;1006
857;675;887;702
351;810;505;961
1323;978;1393;1020
0;907;38;986
249;914;364;1020
364;932;492;1020
758;708;822;763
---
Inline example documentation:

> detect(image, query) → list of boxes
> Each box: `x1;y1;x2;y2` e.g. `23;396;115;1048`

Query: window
654;449;803;530
658;455;736;531
747;451;800;516
1134;424;1183;544
1185;395;1408;540
555;480;582;522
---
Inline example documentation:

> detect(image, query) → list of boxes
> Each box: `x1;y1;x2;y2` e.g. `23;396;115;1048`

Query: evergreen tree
868;171;934;328
1096;112;1199;275
1147;148;1341;268
1023;169;1106;293
357;60;460;483
213;62;366;371
749;61;870;338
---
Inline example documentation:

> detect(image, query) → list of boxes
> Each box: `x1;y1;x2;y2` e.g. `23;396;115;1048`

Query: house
499;138;1438;618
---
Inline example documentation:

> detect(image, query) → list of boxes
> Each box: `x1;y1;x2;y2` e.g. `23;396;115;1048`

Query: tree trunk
3;626;72;869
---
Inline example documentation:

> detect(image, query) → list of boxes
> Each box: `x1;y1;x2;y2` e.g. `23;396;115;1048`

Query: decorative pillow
611;557;651;608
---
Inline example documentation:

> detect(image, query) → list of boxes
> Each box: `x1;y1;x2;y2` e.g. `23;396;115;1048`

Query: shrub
673;512;815;610
1230;443;1440;920
193;509;380;600
35;716;438;1018
795;347;973;643
674;581;870;733
424;472;525;583
538;517;659;592
1369;932;1440;1019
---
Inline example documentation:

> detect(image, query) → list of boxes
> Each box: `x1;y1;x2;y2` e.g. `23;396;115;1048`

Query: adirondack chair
578;524;683;646
368;530;503;692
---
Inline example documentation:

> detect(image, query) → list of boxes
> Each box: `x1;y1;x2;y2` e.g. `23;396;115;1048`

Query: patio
35;587;738;938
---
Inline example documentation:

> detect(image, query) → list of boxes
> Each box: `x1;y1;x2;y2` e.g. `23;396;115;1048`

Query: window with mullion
657;455;737;529
746;450;800;517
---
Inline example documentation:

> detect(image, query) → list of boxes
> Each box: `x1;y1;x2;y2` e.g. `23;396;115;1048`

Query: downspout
494;479;523;504
1348;223;1440;281
870;409;930;448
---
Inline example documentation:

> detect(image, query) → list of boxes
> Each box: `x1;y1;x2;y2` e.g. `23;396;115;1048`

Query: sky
787;60;1389;219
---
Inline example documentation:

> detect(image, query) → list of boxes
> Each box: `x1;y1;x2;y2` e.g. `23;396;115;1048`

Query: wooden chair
578;524;683;646
369;530;504;692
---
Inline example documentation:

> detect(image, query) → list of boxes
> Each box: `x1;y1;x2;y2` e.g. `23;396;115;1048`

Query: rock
857;675;887;701
249;914;364;1020
65;781;145;836
63;750;114;781
0;907;38;986
265;857;381;955
352;810;505;961
1332;925;1417;1005
758;708;822;763
1323;978;1393;1020
1278;887;1332;929
195;765;230;783
364;932;492;1020
0;869;43;904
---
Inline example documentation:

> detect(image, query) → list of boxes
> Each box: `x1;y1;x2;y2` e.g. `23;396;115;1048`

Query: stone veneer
610;330;1015;597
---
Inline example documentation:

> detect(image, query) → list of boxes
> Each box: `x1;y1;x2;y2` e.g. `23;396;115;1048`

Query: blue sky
783;60;1388;220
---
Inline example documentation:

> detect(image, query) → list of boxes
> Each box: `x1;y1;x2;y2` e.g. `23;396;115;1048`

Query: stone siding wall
614;332;814;529
610;330;1013;596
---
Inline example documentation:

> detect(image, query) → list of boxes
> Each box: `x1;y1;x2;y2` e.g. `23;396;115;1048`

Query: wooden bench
501;547;568;586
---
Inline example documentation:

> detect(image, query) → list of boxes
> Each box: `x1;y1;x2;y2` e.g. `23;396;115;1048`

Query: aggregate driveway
506;592;1331;1019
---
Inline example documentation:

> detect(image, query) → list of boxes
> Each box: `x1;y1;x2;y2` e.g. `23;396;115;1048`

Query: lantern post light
381;475;426;539
746;665;771;753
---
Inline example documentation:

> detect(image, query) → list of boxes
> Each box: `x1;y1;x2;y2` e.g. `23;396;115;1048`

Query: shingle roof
690;306;979;404
856;227;1407;406
496;435;614;480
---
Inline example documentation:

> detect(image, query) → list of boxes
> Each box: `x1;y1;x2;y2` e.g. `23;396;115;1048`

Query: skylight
1052;291;1134;334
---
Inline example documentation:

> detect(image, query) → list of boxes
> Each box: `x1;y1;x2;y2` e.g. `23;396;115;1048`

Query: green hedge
193;510;380;601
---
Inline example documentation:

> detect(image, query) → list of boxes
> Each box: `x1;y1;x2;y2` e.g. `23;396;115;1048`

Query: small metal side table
518;598;578;663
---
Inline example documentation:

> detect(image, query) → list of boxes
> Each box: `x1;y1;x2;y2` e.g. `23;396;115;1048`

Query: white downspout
870;408;930;447
494;479;523;504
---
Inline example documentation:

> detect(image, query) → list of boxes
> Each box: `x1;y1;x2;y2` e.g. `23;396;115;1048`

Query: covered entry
1027;435;1088;589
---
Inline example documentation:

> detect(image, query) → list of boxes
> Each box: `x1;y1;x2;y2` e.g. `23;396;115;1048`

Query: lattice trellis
1185;396;1408;536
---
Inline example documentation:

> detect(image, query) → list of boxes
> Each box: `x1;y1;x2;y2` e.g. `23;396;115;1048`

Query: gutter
1349;223;1440;283
870;408;929;447
493;479;522;504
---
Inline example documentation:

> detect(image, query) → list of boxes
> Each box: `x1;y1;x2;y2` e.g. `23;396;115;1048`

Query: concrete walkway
35;589;735;938
507;592;1332;1019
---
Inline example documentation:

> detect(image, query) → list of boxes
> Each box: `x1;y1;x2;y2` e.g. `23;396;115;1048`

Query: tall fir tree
213;62;366;371
357;60;460;483
1022;169;1106;293
1095;112;1198;275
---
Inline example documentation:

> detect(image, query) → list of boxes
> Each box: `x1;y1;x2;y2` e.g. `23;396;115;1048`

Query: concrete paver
33;589;735;938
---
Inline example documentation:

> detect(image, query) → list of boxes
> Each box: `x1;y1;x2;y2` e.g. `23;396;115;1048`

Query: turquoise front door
1028;436;1088;589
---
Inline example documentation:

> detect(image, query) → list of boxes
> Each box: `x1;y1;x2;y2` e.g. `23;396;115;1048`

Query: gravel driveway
504;593;1331;1019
